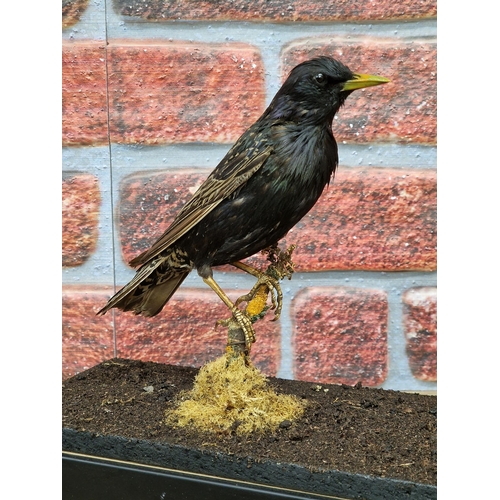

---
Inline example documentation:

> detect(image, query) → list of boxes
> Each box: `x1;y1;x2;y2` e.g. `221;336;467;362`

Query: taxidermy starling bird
98;56;389;349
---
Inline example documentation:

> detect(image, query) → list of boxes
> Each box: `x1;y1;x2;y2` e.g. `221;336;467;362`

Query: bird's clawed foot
216;244;297;357
234;274;282;321
217;307;256;350
231;243;296;323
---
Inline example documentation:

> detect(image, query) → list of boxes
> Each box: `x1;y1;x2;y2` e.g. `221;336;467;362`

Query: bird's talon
231;307;256;348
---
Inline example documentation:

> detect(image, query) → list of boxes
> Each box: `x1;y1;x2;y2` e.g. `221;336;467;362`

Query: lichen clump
165;355;305;435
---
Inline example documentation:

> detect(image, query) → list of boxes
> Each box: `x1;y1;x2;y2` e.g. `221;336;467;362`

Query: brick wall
62;0;437;391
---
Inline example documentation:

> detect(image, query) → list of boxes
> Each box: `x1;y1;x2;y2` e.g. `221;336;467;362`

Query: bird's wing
129;145;272;267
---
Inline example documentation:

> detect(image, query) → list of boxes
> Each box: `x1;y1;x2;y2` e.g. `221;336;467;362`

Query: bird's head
267;56;389;125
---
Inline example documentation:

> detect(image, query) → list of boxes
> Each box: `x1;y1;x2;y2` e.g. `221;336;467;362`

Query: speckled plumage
98;57;388;318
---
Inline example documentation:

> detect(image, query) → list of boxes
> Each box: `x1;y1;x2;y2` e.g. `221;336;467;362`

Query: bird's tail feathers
97;258;189;317
130;272;189;317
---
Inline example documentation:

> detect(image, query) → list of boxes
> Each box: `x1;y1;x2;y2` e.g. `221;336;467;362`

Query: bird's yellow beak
342;73;390;91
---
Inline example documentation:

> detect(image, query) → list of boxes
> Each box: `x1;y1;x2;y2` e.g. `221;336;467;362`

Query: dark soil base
62;358;436;487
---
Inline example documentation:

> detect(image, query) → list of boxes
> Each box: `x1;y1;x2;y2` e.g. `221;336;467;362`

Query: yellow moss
165;355;305;435
245;284;269;317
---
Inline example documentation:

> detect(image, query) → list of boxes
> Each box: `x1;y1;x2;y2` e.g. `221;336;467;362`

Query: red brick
108;42;265;144
62;286;115;379
292;287;388;386
281;167;437;271
118;168;436;272
282;37;437;144
402;287;437;381
62;42;108;145
113;0;436;22
115;288;280;376
62;0;90;29
62;174;101;267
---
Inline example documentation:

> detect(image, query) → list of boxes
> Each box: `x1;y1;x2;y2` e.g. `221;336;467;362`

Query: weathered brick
62;42;108;145
107;42;265;144
62;0;90;29
282;37;437;144
62;286;114;379
118;167;436;272
115;288;280;376
292;287;388;386
113;0;436;22
402;287;437;381
62;173;101;267
281;167;437;271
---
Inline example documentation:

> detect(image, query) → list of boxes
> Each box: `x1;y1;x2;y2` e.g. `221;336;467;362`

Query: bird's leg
202;245;296;363
231;244;296;322
202;276;256;349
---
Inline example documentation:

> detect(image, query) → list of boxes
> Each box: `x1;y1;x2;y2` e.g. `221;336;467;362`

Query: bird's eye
314;73;327;85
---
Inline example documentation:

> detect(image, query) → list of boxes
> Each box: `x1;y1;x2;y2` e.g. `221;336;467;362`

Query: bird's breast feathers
270;122;338;187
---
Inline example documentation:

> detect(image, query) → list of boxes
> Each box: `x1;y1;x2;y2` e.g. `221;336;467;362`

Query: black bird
98;56;389;347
